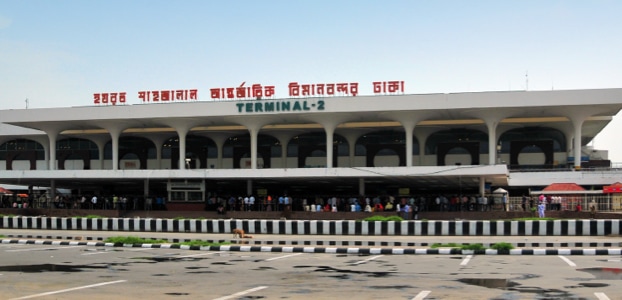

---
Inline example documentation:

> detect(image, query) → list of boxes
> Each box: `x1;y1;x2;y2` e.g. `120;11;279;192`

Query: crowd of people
2;194;168;211
4;192;602;219
208;193;519;219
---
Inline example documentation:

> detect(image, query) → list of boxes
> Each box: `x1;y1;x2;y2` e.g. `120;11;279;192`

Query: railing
506;195;620;212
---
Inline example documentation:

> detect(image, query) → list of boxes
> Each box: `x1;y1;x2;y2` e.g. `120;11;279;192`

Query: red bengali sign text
93;92;127;105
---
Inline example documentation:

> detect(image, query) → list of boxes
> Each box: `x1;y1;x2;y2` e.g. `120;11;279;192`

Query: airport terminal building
1;85;622;210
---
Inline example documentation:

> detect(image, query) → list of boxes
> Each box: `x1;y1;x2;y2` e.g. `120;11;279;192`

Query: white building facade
1;88;621;210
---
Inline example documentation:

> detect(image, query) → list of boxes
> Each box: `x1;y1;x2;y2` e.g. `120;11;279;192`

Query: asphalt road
1;229;622;299
1;241;621;299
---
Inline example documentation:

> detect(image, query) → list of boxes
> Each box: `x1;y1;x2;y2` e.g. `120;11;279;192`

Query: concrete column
385;112;425;167
45;130;60;170
249;127;259;169
324;125;335;168
235;118;270;170
42;139;49;170
176;128;190;170
50;179;56;206
404;125;415;167
206;133;230;169
358;178;365;196
146;135;168;170
301;116;347;169
95;140;106;170
270;132;297;169
572;119;584;170
415;129;434;166
339;130;366;168
144;179;149;198
82;135;109;170
247;179;253;196
345;134;357;168
479;176;486;197
109;129;122;170
564;108;600;170
485;120;499;165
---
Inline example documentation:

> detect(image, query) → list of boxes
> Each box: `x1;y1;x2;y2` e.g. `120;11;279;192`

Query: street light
496;143;502;164
185;158;191;169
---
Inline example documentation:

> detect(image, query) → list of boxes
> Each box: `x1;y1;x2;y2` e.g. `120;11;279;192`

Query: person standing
589;200;597;219
249;195;255;211
91;195;97;209
538;201;546;218
502;193;508;211
243;196;250;211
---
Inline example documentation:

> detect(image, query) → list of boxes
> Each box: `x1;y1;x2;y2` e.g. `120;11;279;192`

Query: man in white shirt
248;195;255;211
91;195;97;209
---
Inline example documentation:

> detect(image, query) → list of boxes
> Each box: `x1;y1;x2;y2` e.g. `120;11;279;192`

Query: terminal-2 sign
92;80;405;106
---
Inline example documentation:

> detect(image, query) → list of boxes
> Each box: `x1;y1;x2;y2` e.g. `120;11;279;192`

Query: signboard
93;80;405;106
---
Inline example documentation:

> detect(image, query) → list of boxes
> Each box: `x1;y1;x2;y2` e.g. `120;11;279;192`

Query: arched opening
223;134;279;169
288;132;347;168
0;139;44;170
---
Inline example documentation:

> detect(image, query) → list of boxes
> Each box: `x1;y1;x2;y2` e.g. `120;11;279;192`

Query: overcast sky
1;1;621;161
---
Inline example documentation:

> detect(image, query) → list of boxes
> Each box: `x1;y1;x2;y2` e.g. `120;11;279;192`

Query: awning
0;186;13;195
543;183;586;192
603;182;622;194
492;187;508;194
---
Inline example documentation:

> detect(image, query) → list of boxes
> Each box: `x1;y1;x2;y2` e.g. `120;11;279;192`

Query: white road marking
558;255;577;267
460;255;473;266
352;255;384;265
412;290;431;300
81;251;109;256
265;253;303;261
126;248;157;252
81;248;156;255
595;292;611;300
213;286;268;300
177;252;223;258
9;280;127;299
5;245;85;252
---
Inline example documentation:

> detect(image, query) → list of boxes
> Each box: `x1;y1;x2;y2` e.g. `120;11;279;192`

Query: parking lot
1;239;621;299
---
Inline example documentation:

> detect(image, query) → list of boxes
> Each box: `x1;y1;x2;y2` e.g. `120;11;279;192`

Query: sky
1;0;622;161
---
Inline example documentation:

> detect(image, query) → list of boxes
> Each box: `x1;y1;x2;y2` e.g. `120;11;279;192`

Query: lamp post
496;144;502;165
185;158;191;169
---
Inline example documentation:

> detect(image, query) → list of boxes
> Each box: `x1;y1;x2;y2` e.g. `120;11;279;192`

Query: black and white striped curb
2;234;621;249
2;217;622;236
2;238;621;255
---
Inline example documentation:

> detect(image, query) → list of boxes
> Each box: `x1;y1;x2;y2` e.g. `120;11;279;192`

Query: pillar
325;125;335;168
46;130;60;170
247;179;253;196
359;178;365;196
479;176;486;197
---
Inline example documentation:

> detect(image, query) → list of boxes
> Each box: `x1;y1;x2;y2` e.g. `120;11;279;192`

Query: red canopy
0;187;13;195
603;182;622;194
543;183;586;191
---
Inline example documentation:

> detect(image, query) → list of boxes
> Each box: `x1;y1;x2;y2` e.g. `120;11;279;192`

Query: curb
2;234;621;248
3;238;622;256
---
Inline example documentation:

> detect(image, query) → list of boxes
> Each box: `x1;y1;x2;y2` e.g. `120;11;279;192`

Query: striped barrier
1;217;621;236
1;239;622;255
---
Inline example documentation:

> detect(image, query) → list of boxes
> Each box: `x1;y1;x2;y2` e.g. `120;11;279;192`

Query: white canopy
493;187;508;194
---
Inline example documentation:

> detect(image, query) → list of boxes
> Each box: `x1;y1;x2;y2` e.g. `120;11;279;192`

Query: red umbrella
0;186;13;195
